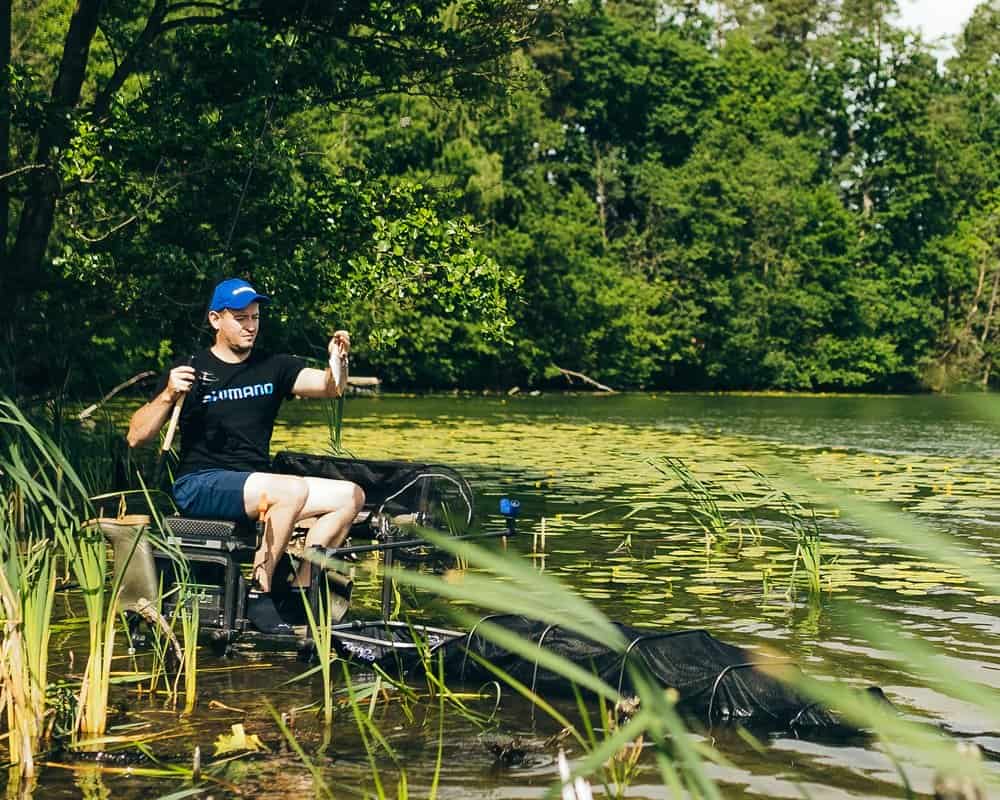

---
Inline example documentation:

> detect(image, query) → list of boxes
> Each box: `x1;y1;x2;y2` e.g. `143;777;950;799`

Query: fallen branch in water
78;371;157;421
555;366;616;394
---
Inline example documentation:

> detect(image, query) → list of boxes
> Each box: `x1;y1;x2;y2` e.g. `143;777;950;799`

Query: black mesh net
272;451;476;553
374;615;876;734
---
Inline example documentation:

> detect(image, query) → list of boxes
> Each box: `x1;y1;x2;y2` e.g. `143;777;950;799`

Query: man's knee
352;484;366;512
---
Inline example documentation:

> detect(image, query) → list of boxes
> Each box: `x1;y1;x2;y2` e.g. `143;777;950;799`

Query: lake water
38;394;1000;798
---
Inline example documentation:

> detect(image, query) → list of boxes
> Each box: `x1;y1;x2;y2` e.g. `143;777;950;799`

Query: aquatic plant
0;525;56;777
592;695;643;799
368;528;726;798
0;399;150;752
144;580;175;698
747;467;825;599
657;457;730;551
270;703;334;800
341;660;400;799
65;521;119;736
0;399;94;765
179;590;200;715
661;458;827;600
301;566;341;733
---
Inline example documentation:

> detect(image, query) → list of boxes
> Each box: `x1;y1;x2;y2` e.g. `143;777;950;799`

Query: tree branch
93;0;169;119
555;366;616;393
166;0;237;11
78;371;157;421
158;11;244;34
0;163;44;182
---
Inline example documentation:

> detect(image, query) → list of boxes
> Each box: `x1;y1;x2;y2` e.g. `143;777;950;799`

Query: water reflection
38;394;1000;797
276;394;1000;795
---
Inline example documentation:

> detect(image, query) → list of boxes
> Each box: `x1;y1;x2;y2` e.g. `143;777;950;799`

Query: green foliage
3;0;540;396
5;0;1000;393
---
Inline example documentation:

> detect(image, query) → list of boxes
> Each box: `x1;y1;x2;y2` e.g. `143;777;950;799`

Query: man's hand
163;365;196;402
327;330;351;396
292;331;353;399
128;364;196;448
328;330;351;361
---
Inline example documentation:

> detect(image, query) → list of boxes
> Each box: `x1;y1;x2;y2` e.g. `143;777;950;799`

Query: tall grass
339;481;999;799
0;528;56;776
657;457;730;550
0;398;129;766
63;522;118;736
0;399;91;770
179;589;200;715
302;568;340;733
662;457;825;600
749;467;824;599
357;529;727;798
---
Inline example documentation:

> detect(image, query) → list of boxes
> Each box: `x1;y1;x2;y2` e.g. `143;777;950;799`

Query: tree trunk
8;0;104;302
0;0;10;262
593;143;608;250
979;264;1000;345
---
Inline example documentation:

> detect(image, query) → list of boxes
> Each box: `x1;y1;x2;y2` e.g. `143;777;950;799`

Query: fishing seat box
101;513;254;640
155;516;255;636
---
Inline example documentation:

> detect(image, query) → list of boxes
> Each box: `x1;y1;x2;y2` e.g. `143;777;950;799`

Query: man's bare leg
243;473;309;592
292;477;366;588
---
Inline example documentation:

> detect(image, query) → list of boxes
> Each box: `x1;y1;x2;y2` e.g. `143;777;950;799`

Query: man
127;277;365;634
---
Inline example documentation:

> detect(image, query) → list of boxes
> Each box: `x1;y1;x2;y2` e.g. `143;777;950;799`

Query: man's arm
291;366;345;399
292;331;350;399
127;366;195;447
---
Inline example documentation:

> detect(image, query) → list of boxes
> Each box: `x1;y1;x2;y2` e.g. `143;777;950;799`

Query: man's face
210;302;260;354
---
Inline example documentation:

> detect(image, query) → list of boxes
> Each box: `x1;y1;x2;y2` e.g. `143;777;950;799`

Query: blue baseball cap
208;278;270;312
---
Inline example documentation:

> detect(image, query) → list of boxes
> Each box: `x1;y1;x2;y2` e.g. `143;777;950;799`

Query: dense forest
2;0;999;395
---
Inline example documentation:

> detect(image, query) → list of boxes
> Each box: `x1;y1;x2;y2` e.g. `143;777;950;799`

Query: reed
145;579;175;697
179;590;200;715
65;522;118;737
0;528;56;776
341;660;398;799
269;702;334;800
656;457;730;550
597;696;643;799
301;569;339;733
748;468;825;599
0;398;127;744
0;398;94;767
662;458;827;600
369;529;724;797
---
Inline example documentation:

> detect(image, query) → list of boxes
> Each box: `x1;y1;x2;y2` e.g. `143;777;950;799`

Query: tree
2;0;543;395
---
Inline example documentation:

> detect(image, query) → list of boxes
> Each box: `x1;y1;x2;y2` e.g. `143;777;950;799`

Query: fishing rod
314;517;519;561
151;354;197;487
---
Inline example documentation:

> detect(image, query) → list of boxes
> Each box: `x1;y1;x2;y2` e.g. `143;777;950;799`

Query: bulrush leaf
403;527;627;649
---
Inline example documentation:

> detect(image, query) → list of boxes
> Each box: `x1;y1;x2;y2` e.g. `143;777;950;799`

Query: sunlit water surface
37;394;1000;798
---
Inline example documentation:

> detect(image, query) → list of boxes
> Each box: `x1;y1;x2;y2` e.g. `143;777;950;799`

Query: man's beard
231;342;253;355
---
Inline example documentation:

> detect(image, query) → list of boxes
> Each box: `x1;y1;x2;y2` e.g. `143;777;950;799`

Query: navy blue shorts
173;469;253;521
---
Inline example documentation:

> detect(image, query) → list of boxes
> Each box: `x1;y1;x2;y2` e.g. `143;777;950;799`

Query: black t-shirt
154;348;305;477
